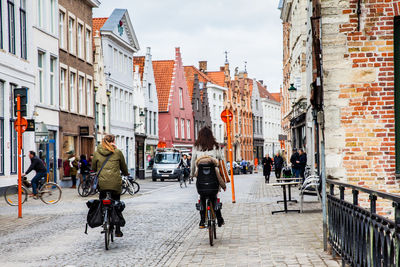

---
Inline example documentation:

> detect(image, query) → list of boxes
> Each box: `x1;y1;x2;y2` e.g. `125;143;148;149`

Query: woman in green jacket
92;134;129;237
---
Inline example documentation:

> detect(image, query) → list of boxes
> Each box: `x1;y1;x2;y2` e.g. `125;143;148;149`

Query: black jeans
199;194;222;223
275;168;282;179
264;170;271;183
71;175;77;186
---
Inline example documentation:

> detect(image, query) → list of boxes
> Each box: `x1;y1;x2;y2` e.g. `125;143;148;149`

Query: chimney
199;61;207;72
258;80;263;85
220;66;224;71
146;47;151;55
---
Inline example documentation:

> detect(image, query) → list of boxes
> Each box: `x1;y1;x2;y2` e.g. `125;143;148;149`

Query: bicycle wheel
132;181;140;194
213;220;217;239
4;185;28;206
104;220;110;250
127;182;135;195
208;219;214;246
179;175;183;188
78;182;90;197
121;182;127;195
40;183;62;204
184;177;187;188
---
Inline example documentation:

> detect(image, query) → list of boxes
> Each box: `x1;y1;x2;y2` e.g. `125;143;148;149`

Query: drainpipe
318;110;327;251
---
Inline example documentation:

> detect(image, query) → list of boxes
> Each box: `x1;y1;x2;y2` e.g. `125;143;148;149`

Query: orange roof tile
133;56;145;81
153;60;175;112
256;81;279;103
271;93;281;102
93;17;108;37
207;71;225;87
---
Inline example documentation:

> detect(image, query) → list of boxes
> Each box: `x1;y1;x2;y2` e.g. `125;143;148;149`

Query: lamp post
288;83;297;105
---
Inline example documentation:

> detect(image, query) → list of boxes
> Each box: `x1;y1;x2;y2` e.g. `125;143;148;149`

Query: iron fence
327;179;400;267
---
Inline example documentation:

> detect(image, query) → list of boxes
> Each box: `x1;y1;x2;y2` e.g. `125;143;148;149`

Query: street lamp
288;83;297;105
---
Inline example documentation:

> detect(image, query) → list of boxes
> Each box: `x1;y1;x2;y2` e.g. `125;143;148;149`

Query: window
196;99;199;111
50;57;56;105
256;99;259;110
113;48;117;69
77;23;83;58
179;88;183;108
85;29;91;62
68;17;75;53
78;76;84;113
187;120;191;139
148;111;151;135
95;103;99;128
119;52;123;72
38;52;44;103
219;125;222;142
86;79;92;116
195;122;198;140
50;0;55;33
10;84;17;173
181;119;185;139
174;118;178;138
59;11;65;49
148;83;151;99
60;68;66;108
20;0;26;59
213;93;216;100
124;55;127;73
102;105;106;128
154;112;157;135
70;72;76;111
8;0;15;54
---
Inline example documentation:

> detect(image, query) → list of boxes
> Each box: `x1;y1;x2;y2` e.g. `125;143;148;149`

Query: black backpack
196;162;219;196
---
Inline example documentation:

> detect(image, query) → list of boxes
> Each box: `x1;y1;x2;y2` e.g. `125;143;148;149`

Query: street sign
14;117;28;133
26;119;35;132
220;109;233;123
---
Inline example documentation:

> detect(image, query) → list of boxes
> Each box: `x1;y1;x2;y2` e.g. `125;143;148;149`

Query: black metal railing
327;179;400;267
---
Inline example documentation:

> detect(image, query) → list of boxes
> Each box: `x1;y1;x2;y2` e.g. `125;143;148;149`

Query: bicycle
121;176;140;195
78;172;98;197
179;168;188;188
196;196;221;246
4;174;62;205
101;192;115;250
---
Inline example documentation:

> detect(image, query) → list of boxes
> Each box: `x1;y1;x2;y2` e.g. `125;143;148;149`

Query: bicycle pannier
110;201;126;227
196;163;219;195
86;200;104;228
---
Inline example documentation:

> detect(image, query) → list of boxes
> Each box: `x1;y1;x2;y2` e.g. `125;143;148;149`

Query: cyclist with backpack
92;134;129;237
190;127;226;229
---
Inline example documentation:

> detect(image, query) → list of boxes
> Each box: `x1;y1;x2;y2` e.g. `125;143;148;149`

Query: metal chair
300;174;321;213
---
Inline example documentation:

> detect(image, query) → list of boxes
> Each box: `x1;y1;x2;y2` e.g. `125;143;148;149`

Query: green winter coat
70;158;78;176
92;144;129;194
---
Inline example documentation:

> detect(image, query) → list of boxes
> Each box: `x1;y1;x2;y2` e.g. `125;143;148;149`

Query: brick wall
322;0;398;197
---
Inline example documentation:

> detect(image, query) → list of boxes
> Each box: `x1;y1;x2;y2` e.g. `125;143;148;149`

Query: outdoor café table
271;182;301;214
276;178;302;203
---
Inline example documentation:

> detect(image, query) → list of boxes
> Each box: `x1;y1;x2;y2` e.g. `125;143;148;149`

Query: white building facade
207;83;226;144
262;96;281;157
0;0;35;188
97;9;139;173
252;80;264;161
138;48;159;171
32;0;60;181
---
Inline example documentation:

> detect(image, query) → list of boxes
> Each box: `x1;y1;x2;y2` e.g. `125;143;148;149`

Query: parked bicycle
121;176;140;195
78;172;98;197
196;196;222;246
4;175;62;205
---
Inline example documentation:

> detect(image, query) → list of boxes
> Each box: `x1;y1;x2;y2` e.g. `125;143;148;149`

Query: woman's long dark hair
194;126;219;151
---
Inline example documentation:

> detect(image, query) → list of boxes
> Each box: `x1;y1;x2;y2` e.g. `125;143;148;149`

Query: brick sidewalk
167;177;340;267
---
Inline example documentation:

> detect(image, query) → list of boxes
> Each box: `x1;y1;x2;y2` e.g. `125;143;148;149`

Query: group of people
261;148;307;183
64;153;92;189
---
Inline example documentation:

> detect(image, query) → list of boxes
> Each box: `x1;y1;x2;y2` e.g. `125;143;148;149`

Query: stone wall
322;0;398;195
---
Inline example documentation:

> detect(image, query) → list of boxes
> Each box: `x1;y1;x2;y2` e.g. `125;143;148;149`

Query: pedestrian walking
240;159;247;174
262;154;273;183
79;154;90;183
273;152;284;179
290;149;300;178
299;149;307;181
68;153;79;188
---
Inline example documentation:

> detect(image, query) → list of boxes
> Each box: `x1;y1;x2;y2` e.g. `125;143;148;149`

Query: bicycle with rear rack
4;174;62;205
101;192;115;250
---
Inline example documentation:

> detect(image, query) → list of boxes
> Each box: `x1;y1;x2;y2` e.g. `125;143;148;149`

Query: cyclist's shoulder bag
93;154;112;189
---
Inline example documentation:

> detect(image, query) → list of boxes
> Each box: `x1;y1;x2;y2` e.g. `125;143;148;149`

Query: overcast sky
93;0;283;93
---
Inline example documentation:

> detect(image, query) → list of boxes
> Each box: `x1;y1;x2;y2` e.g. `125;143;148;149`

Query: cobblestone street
0;174;338;267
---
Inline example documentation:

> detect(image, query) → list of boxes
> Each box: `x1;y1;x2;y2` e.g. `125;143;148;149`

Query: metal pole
17;95;22;218
226;114;236;203
321;125;327;251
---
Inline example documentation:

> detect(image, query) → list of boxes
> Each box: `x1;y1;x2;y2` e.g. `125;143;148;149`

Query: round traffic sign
220;109;233;123
14;117;28;133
